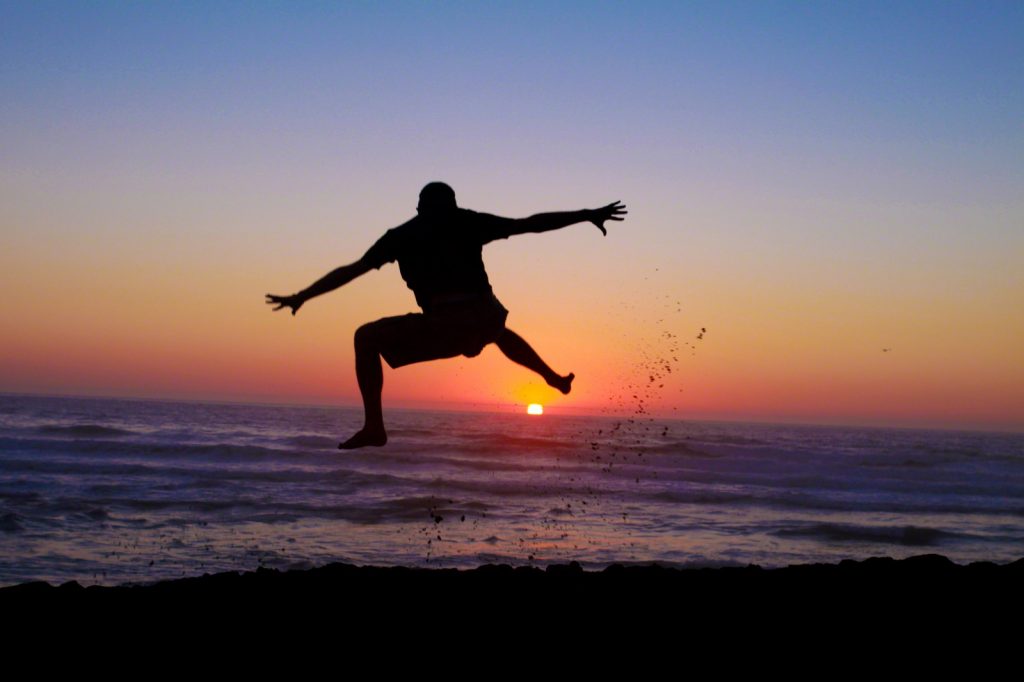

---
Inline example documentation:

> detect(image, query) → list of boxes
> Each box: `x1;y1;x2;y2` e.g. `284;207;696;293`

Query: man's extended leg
495;329;574;394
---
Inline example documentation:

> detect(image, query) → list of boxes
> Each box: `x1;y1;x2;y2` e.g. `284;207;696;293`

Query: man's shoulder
458;207;499;222
363;216;420;267
386;215;421;234
377;216;422;244
457;208;518;241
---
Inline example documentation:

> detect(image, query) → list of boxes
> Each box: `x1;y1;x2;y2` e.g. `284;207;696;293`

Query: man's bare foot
547;372;574;395
339;427;388;450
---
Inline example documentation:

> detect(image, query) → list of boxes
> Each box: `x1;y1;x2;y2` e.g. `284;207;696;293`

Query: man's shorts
373;295;509;369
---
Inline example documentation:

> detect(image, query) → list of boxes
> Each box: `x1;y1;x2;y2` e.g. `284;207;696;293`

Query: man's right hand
587;201;627;236
265;292;305;316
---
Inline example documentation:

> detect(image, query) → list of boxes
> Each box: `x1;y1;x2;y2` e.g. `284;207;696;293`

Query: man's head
417;182;457;217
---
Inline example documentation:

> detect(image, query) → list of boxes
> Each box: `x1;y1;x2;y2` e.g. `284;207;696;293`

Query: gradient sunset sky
2;1;1021;430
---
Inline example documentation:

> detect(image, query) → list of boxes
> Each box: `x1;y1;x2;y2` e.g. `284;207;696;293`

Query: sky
1;1;1021;430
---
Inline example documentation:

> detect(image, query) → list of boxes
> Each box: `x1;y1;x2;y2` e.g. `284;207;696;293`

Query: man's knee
354;322;381;353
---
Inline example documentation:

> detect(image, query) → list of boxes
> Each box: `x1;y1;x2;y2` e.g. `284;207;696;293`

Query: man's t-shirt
362;208;518;311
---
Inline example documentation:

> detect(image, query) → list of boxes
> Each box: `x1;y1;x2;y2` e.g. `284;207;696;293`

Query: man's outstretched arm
509;201;626;237
265;256;375;316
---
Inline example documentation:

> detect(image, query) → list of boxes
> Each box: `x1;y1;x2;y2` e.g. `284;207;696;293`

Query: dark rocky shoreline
5;554;1021;609
5;554;1022;649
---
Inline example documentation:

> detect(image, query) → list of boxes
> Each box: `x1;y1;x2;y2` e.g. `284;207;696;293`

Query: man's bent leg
340;321;389;449
340;313;469;450
495;329;574;395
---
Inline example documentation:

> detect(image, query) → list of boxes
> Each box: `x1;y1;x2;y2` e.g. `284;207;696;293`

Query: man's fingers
267;293;302;314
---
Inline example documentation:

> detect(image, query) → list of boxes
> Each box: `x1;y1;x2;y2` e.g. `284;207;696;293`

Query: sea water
0;394;1021;586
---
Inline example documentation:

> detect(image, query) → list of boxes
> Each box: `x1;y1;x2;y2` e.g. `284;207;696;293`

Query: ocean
1;394;1021;587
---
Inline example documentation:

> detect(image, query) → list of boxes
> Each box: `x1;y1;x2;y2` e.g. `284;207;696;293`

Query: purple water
1;394;1021;586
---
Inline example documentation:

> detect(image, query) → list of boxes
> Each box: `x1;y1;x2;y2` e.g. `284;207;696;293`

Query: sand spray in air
592;290;706;474
545;284;708;562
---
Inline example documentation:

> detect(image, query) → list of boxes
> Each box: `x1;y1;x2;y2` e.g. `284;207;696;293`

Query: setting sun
527;403;544;415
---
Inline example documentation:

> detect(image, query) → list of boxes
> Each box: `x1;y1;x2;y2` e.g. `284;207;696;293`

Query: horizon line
2;390;1021;436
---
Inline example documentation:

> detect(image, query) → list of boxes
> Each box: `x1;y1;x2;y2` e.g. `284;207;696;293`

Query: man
266;182;626;449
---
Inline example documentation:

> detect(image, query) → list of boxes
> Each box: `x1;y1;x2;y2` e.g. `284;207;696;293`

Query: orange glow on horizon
527;403;544;415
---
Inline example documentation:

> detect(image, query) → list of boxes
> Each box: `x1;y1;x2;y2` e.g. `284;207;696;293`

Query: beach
3;393;1023;647
6;555;1022;640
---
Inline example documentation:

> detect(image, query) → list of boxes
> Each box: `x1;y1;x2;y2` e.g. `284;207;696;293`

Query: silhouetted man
266;182;626;449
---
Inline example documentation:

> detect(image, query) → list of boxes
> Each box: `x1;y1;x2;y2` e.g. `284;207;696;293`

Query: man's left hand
587;201;627;235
